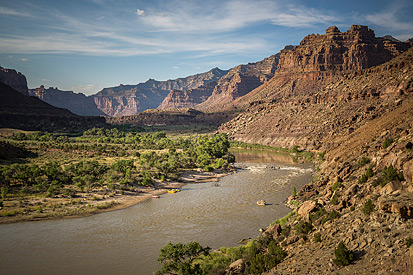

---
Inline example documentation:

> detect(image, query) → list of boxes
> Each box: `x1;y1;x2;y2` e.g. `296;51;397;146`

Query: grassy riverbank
0;128;235;223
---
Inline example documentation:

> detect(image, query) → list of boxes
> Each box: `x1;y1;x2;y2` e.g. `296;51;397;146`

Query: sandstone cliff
93;67;228;117
157;81;217;110
196;52;285;112
29;86;105;116
219;26;412;149
0;66;28;95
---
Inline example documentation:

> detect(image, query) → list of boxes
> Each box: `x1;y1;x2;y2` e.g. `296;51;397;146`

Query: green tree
157;242;210;275
333;241;354;266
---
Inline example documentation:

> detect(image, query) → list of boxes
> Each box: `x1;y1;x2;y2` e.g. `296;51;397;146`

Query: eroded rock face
196;52;284;112
277;25;410;73
157;82;217;110
219;26;412;150
93;68;228;117
0;66;28;95
29;86;105;116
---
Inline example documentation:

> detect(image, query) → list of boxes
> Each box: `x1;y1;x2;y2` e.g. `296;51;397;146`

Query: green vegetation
358;166;375;184
292;186;297;197
270;211;295;227
313;232;322;243
156;242;210;275
381;164;404;187
382;137;394;149
294;220;313;235
362;199;374;216
1;128;235;220
357;157;370;167
406;237;413;248
333;241;354;266
158;237;288;275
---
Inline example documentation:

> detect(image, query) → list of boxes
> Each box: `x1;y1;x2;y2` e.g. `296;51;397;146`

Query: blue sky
0;0;412;95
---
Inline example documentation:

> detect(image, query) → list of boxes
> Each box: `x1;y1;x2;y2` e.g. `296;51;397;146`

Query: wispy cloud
364;1;413;40
0;0;337;57
0;7;31;17
138;0;336;33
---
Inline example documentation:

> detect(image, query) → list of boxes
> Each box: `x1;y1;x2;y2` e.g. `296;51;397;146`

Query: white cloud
136;9;145;16
0;7;31;17
137;0;336;33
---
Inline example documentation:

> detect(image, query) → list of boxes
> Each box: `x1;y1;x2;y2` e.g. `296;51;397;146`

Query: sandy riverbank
0;169;233;224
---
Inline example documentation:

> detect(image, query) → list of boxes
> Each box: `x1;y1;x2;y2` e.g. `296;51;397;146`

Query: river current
0;149;313;275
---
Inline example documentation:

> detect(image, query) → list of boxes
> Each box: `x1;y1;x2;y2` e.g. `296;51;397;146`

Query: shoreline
0;169;233;224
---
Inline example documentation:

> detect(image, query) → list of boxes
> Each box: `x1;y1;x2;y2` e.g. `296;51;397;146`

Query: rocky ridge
0;83;106;132
29;85;105;116
196;52;285;112
93;67;228;117
0;66;28;95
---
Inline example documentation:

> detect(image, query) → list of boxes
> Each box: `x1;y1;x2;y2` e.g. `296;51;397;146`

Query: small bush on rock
362;199;374;216
333;241;354;266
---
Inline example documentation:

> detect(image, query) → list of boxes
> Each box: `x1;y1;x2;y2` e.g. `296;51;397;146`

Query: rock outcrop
196;52;285;112
0;66;28;95
29;86;105;116
157;81;217;110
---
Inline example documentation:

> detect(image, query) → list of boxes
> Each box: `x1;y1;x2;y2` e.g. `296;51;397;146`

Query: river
0;149;313;275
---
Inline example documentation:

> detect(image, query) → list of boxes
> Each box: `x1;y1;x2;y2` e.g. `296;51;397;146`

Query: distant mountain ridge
0;83;106;132
92;67;229;117
29;86;105;116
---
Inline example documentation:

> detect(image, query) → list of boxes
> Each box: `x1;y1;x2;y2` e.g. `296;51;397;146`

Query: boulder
256;200;266;206
298;200;318;220
381;181;403;194
403;159;413;184
264;224;282;240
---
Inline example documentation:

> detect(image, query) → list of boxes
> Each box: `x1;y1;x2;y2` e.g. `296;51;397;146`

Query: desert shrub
357;157;370;167
314;233;322;243
333;241;354;266
321;210;340;224
331;181;343;191
381;165;404;187
406;237;413;248
358;166;374;184
294;220;313;235
310;207;327;223
382;138;393;149
362;199;374;216
331;193;340;205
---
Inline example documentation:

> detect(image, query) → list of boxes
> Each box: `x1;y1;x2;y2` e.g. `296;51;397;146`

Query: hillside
0;83;106;132
29;85;105;116
219;26;412;149
0;66;28;95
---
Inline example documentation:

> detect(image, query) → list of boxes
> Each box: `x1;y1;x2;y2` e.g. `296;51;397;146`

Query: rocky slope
219;26;412;149
196;51;287;112
261;95;413;275
29;86;105;116
93;67;228;117
218;26;413;275
0;66;28;95
0;83;106;132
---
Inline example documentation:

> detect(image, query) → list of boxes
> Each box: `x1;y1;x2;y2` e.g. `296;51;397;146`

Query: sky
0;0;412;95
